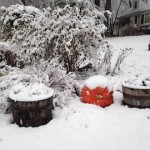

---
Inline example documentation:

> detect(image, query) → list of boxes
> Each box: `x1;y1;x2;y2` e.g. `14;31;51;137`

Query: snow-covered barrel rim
84;75;113;91
9;83;54;102
122;75;150;90
122;82;150;90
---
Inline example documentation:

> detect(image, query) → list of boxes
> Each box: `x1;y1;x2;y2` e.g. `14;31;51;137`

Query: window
135;16;138;24
134;1;138;9
141;14;144;24
145;13;150;23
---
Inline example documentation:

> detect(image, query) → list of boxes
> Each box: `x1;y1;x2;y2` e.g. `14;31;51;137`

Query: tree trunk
105;0;111;11
112;0;123;36
21;0;26;5
95;0;100;6
105;0;112;36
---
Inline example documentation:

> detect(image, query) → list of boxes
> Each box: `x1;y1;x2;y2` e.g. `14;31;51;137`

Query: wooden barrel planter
122;85;150;108
9;83;54;127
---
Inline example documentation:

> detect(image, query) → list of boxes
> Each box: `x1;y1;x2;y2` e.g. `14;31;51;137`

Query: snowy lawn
107;35;150;76
1;35;150;150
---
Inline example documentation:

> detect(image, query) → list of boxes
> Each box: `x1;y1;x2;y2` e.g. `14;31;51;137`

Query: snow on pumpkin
81;75;113;107
9;83;54;101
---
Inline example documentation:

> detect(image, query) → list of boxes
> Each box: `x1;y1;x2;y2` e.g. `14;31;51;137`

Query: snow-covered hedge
1;3;110;73
0;1;132;113
1;5;44;41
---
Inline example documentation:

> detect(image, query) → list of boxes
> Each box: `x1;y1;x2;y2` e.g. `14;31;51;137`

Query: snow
106;35;150;90
84;75;113;91
106;35;150;76
122;74;150;89
9;83;54;101
0;42;10;51
105;10;112;16
123;83;150;90
25;5;43;15
1;35;150;150
1;100;150;150
0;6;6;12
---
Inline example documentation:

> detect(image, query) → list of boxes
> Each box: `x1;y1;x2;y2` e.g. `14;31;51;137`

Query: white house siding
118;0;150;34
128;9;150;29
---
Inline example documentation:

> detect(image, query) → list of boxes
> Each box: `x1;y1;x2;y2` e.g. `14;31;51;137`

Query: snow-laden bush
0;42;10;68
28;59;80;107
1;5;44;41
0;42;17;68
111;48;133;75
1;3;109;73
1;2;131;76
0;2;110;113
54;0;93;8
0;67;30;113
0;60;80;113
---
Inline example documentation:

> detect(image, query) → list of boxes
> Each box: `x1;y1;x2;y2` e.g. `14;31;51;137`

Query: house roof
118;1;150;18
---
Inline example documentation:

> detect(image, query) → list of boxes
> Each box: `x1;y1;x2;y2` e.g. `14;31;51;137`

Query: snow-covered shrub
95;41;113;74
0;42;10;67
0;60;80;113
0;67;30;113
28;59;80;108
54;0;93;8
111;48;133;76
0;42;16;67
1;5;44;41
1;3;108;73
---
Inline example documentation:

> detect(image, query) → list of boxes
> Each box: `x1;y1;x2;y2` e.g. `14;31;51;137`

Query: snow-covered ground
107;35;150;76
1;35;150;150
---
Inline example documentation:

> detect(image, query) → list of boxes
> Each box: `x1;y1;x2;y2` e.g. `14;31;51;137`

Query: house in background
117;0;150;35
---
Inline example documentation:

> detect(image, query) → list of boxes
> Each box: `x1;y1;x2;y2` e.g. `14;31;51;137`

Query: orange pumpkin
81;86;113;107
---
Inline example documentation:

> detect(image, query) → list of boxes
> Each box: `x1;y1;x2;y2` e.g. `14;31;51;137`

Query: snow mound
84;75;113;91
123;74;150;89
9;83;54;101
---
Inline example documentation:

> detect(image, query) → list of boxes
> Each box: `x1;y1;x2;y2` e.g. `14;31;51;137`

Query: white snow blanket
9;83;54;101
84;75;113;91
0;35;150;150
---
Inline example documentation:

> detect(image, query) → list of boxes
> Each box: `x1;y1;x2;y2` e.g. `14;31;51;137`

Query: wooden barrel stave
10;97;53;127
122;86;150;108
